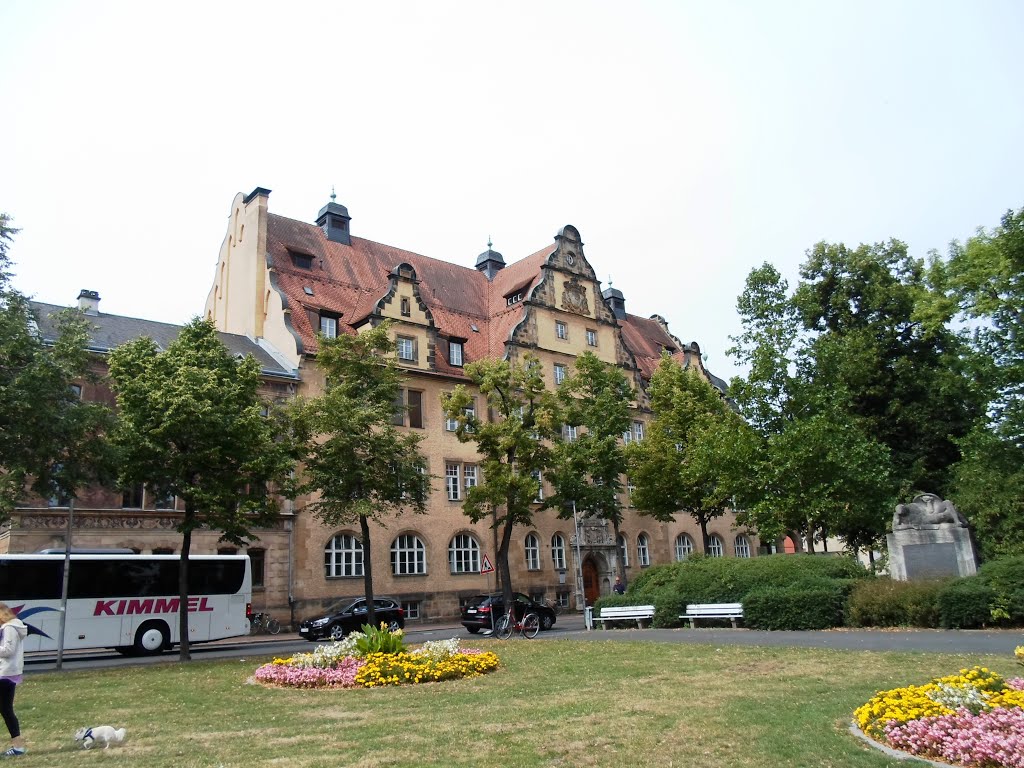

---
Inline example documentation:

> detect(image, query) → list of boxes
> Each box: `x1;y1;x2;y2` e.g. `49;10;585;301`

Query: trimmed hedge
744;583;848;630
936;579;997;628
847;579;945;628
596;554;869;629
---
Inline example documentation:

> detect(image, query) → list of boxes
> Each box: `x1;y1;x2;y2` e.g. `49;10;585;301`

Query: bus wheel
133;621;169;655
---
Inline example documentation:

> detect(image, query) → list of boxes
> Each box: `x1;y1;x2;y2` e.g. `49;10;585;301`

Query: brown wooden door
582;558;600;606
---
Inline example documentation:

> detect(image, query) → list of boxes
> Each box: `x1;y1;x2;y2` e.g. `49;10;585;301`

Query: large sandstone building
5;188;758;627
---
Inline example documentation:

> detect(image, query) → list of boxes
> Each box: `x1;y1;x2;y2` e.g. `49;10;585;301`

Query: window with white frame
445;463;461;501
506;292;523;306
632;421;645;442
397;335;416;361
464;464;478;493
402;601;420;620
734;534;751;558
675;533;694;561
556;321;568;340
562;424;578;442
554;363;567;386
637;533;651;567
445;401;475;432
551;534;566;571
449;341;464;367
448;533;480;573
325;533;363;578
626;478;636;506
586;328;597;347
708;534;724;557
391;534;426;575
524;533;541;570
319;314;338;339
531;469;544;502
617;533;629;568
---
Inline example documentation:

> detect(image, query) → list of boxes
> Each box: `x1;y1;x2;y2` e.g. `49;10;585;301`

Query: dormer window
319;313;339;339
289;250;314;270
506;292;523;306
449;341;464;367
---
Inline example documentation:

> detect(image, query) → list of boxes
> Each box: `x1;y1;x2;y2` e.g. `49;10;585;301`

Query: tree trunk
179;517;193;661
360;514;376;628
805;522;815;554
497;508;515;618
612;519;625;583
698;515;710;553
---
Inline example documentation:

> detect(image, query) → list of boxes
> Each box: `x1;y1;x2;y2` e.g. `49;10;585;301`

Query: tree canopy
108;318;296;659
442;354;559;612
295;322;429;627
0;213;111;517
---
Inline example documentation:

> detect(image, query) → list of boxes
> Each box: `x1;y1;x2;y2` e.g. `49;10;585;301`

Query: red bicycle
493;610;540;639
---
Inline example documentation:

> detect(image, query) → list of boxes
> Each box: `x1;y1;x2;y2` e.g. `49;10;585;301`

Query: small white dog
74;725;127;749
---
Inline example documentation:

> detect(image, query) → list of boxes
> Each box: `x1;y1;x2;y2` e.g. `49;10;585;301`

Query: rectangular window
397;336;416;361
633;421;645;442
556;321;568;340
402;600;420;620
446;463;461;501
586;329;597;347
562;424;578;442
400;297;411;317
449;342;464;367
393;389;423;428
319;315;338;339
464;464;478;492
445;400;475;432
290;251;313;269
248;548;266;588
122;484;144;509
554;364;566;386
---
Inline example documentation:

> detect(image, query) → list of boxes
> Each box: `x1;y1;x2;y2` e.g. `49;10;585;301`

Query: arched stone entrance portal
582;557;600;606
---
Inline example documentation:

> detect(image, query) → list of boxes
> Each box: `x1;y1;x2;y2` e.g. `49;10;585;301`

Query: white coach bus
0;552;252;655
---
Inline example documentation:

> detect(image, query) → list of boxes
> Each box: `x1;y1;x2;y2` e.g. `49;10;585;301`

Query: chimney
77;289;100;315
315;188;352;245
602;284;625;319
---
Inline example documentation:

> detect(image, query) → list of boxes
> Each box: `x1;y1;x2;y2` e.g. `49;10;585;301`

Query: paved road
25;614;1022;673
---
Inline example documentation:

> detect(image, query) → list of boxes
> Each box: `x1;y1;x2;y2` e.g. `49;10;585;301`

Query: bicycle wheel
266;617;282;635
522;612;540;639
494;613;513;640
248;615;260;635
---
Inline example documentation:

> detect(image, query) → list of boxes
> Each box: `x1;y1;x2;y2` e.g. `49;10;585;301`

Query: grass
14;638;1021;767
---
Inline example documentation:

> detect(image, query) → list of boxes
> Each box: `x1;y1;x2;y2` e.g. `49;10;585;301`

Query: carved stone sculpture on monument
886;493;978;581
893;493;969;529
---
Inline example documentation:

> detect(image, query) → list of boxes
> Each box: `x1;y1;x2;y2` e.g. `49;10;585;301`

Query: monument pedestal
887;525;978;581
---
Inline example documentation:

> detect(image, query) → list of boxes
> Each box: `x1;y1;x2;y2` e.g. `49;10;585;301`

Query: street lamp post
572;501;585;612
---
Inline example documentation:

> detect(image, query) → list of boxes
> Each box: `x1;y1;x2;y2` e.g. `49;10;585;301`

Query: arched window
734;534;751;558
617;533;629;568
325;533;363;578
525;533;540;570
391;534;426;575
448;533;480;574
674;533;694;561
551;534;566;571
637;533;650;567
708;534;724;558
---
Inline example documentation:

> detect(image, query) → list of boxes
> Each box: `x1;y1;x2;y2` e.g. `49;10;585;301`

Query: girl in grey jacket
0;603;27;757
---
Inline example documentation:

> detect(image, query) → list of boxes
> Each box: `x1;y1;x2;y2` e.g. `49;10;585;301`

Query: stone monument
886;493;979;580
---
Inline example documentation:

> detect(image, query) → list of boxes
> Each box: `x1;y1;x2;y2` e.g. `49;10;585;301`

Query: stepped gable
485;244;555;357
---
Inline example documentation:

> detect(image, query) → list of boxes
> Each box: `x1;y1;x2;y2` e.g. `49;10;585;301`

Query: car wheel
328;622;345;641
540;613;554;631
386;619;402;632
466;626;480;634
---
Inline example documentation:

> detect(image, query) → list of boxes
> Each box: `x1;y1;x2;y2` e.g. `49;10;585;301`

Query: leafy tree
108;319;297;660
295;323;429;628
543;352;632;583
0;213;112;517
628;355;750;552
442;354;560;614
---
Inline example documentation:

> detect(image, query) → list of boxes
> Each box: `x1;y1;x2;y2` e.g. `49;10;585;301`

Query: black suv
461;592;556;634
298;597;405;641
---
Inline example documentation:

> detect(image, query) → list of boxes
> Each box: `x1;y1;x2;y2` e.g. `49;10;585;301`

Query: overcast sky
2;1;1022;383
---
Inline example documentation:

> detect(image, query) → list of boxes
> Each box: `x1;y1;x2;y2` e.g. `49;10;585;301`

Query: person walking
0;603;27;758
613;576;625;595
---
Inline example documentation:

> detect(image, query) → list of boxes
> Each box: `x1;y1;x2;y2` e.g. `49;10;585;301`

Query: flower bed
253;625;499;689
854;647;1024;768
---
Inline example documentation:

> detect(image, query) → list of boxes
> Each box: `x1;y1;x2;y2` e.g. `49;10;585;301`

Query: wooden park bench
681;602;744;628
595;604;656;629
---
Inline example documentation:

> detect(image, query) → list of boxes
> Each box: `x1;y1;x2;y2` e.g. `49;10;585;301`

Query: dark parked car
298;597;405;641
461;592;556;634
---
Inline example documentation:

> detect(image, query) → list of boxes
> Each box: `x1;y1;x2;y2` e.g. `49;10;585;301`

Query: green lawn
16;639;1018;767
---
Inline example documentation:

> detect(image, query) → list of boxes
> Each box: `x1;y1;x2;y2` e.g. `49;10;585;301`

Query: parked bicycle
493;610;540;639
249;611;282;635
